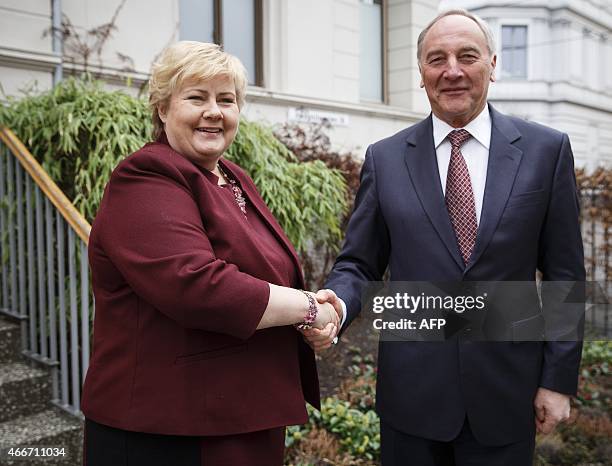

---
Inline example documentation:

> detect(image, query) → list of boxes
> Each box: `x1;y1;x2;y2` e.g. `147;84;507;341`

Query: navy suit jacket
325;105;585;445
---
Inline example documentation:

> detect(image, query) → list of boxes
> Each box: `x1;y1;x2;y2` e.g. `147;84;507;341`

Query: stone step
0;409;82;466
0;362;50;423
0;317;21;364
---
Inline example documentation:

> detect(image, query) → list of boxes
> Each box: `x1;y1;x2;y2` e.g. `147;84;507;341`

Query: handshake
300;290;344;353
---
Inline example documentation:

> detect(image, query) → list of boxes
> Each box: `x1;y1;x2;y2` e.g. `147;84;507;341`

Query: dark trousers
380;417;535;466
84;418;285;466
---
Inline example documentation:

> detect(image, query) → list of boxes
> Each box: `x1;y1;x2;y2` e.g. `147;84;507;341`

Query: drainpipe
51;0;63;84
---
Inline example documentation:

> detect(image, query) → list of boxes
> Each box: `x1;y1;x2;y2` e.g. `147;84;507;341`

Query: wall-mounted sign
287;107;350;126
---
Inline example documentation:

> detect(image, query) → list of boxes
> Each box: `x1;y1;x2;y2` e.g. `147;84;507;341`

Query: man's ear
490;54;497;83
419;64;425;88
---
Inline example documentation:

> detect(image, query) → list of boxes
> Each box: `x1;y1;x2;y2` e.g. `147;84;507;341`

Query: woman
81;41;338;466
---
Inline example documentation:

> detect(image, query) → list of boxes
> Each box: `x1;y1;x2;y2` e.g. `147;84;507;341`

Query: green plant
286;348;381;463
314;398;380;461
576;341;612;408
286;399;380;463
0;77;152;221
274;122;361;288
225;119;347;253
581;340;612;366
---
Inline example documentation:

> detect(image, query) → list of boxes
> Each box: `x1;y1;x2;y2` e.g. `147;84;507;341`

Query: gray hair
417;9;496;63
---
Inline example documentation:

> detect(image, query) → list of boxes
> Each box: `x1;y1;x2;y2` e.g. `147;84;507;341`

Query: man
305;9;585;466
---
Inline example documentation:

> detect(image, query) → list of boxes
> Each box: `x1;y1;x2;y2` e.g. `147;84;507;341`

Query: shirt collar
432;105;492;150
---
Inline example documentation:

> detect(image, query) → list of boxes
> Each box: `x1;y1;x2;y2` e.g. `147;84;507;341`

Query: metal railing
0;127;92;417
580;182;611;337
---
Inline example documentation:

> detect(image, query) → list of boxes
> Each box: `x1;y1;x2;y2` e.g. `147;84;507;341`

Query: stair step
0;409;82;466
0;362;50;423
0;317;21;364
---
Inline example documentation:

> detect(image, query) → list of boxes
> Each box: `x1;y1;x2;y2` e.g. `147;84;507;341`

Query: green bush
576;341;611;408
286;399;380;462
0;77;346;253
0;78;152;220
286;350;381;463
581;341;612;367
315;398;380;460
224;120;346;253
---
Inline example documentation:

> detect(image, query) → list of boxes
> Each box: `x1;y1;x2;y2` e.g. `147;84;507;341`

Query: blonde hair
417;9;496;64
149;41;248;138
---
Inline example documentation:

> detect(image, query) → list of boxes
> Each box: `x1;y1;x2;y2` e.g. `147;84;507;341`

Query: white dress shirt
432;106;491;224
334;106;492;333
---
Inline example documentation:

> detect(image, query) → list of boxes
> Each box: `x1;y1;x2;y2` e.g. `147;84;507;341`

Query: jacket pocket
512;314;545;343
506;189;545;208
174;343;247;365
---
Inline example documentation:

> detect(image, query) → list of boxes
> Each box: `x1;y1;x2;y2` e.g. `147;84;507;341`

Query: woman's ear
158;104;168;124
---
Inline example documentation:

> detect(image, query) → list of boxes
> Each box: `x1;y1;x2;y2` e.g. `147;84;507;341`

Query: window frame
500;23;529;80
359;0;388;103
181;0;263;87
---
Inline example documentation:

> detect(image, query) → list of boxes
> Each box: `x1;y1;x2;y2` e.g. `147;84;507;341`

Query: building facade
441;0;612;168
0;0;443;156
3;0;609;167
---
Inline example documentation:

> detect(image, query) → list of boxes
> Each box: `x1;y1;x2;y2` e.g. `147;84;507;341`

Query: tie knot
448;129;471;148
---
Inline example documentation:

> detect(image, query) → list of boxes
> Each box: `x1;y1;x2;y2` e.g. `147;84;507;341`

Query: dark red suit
82;137;319;437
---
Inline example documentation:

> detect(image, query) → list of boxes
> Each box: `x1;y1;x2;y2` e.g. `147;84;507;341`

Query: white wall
60;0;177;75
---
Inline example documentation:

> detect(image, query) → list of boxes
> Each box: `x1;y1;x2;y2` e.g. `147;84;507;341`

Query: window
501;25;527;79
360;0;384;101
179;0;262;85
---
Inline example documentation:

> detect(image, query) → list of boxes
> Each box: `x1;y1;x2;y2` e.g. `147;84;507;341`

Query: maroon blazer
81;138;320;436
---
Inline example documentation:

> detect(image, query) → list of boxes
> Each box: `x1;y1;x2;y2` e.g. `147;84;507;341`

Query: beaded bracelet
296;290;318;330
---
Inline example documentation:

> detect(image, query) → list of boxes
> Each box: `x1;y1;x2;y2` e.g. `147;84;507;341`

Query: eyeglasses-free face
158;74;240;170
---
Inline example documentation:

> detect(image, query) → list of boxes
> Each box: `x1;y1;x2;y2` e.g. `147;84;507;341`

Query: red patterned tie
445;129;477;265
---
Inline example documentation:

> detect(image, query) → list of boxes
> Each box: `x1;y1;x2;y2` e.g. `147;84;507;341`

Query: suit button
463;327;472;334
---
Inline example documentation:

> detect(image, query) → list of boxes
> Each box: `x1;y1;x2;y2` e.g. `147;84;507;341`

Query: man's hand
300;289;344;353
315;289;344;322
534;387;571;434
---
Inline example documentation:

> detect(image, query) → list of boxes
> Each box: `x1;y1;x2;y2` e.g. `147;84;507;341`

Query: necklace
217;164;247;217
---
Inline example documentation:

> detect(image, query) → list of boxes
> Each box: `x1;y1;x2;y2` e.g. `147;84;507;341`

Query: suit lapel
464;106;523;273
220;159;306;287
404;117;465;270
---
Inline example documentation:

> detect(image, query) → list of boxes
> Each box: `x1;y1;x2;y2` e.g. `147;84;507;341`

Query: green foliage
287;400;380;462
0;77;347;253
537;414;612;466
224;120;347;253
577;341;611;408
314;398;380;460
581;340;612;367
286;350;381;463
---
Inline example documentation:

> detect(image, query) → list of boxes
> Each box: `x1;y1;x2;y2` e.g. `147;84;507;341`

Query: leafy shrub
577;341;612;409
0;77;152;221
225;120;347;253
274;122;361;287
581;341;612;367
286;351;380;464
540;411;612;465
314;398;380;461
